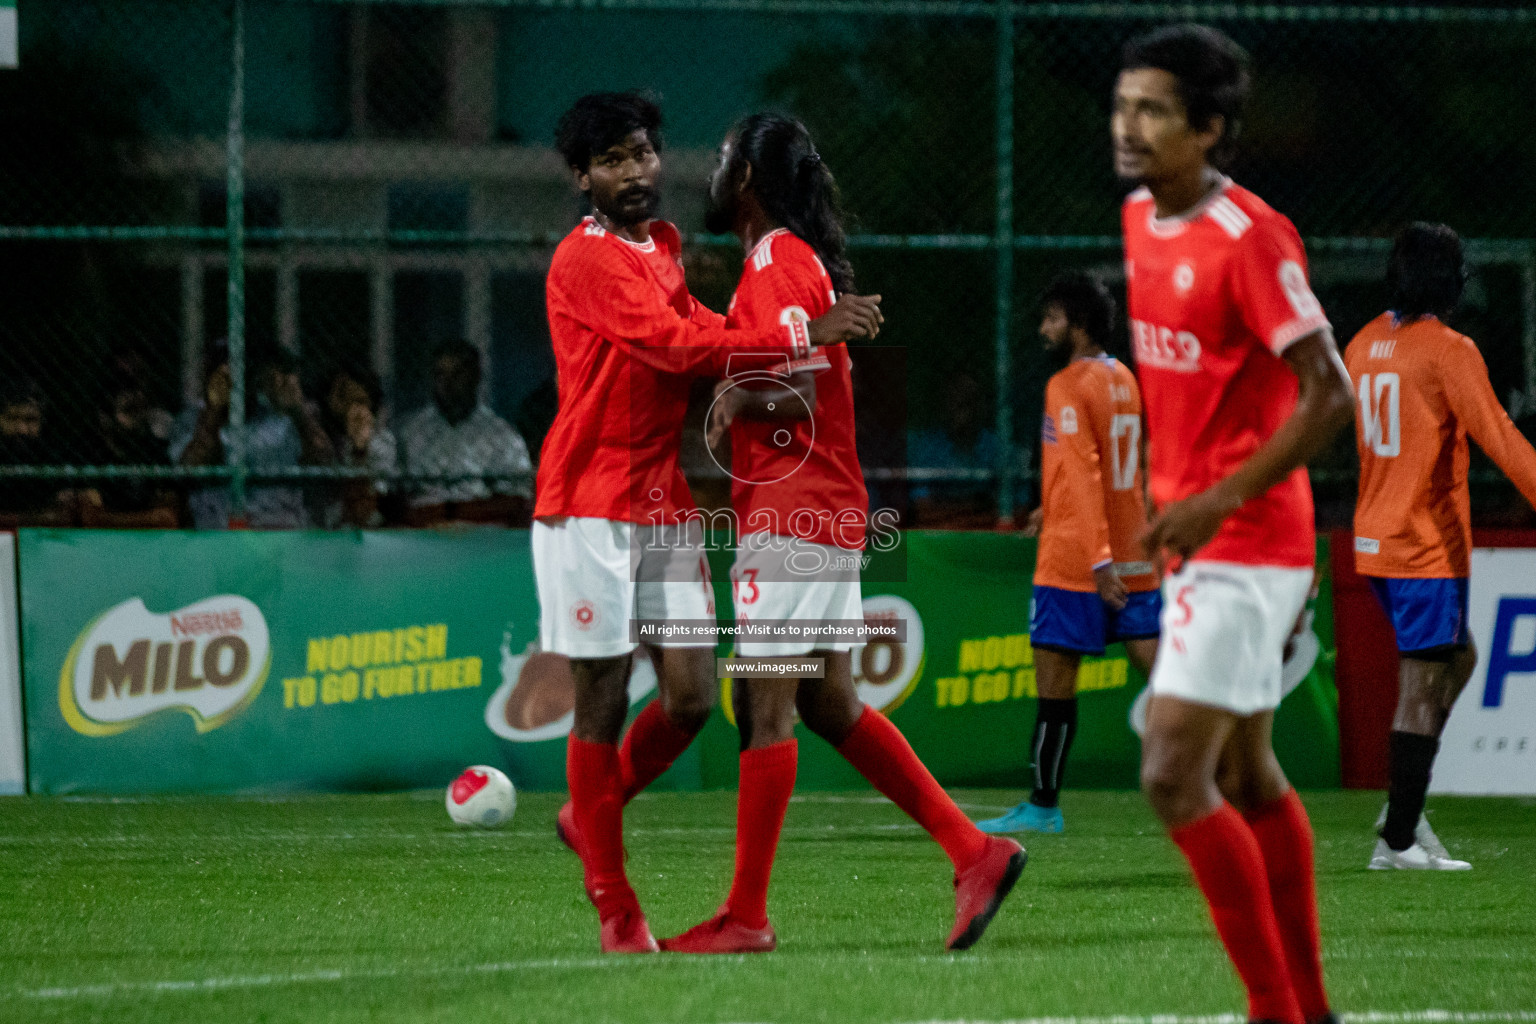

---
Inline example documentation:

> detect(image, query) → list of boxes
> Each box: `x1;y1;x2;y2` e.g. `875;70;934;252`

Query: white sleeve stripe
1208;199;1252;240
1269;314;1331;355
785;319;811;357
1216;196;1252;229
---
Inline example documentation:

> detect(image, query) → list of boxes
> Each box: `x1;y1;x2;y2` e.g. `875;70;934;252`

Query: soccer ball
446;765;517;828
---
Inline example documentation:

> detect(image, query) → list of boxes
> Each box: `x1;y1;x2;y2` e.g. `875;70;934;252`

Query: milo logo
59;596;271;736
853;595;925;715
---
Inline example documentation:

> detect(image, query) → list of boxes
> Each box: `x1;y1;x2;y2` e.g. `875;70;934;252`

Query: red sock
837;705;987;871
1246;790;1329;1022
566;735;633;918
618;700;697;803
1171;803;1303;1024
725;739;798;929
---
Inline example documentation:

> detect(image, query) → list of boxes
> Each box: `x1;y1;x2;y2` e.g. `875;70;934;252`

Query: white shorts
1149;560;1314;716
532;516;715;659
731;535;864;657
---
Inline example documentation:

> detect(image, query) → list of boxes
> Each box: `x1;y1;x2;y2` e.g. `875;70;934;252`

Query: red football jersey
725;229;868;550
538;218;810;524
1122;179;1330;568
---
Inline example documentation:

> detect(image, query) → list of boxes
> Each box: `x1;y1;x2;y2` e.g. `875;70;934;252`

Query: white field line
0;822;933;844
901;1016;1536;1024
11;940;1536;1024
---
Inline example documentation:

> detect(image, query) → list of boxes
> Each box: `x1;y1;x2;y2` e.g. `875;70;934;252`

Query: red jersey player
977;271;1159;836
538;93;881;954
656;114;1023;955
1346;223;1536;871
1116;27;1353;1024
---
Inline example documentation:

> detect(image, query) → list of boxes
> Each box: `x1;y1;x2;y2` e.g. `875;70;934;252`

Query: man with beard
537;92;882;954
656;112;1024;955
977;271;1158;836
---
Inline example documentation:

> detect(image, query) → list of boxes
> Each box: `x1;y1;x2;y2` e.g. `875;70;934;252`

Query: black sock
1028;697;1078;809
1382;730;1439;851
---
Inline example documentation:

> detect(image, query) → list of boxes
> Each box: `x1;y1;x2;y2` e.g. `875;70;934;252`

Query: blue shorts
1030;584;1162;656
1366;576;1470;656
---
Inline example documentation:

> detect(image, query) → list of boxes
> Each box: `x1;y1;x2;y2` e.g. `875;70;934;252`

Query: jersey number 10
1358;372;1401;458
1109;414;1141;491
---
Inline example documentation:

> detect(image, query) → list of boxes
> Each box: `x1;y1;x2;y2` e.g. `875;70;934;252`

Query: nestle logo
170;609;244;637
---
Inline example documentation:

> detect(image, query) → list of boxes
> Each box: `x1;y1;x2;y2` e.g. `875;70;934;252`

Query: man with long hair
656;113;1024;954
1346;222;1536;870
1115;25;1352;1024
538;92;881;953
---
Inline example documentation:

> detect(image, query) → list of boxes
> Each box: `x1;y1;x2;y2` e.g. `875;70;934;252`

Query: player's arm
705;370;816;450
1146;328;1353;560
1443;340;1536;508
688;296;727;329
555;242;879;374
708;255;836;443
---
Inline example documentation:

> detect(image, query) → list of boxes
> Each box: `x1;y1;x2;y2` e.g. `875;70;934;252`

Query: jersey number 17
1109;414;1141;491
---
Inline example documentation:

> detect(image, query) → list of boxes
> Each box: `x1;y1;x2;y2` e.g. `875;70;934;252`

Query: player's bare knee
743;698;796;750
796;678;861;744
570;655;632;742
656;688;709;734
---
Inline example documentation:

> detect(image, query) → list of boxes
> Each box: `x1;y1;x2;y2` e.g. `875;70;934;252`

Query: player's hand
706;379;739;450
345;402;375;455
205;364;232;413
1093;564;1129;611
1021;506;1043;537
808;293;883;346
1144;484;1242;562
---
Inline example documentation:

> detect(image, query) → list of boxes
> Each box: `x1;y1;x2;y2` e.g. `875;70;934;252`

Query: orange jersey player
1344;223;1536;871
977;272;1158;837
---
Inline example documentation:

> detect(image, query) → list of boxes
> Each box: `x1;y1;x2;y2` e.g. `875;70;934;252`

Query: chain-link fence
2;0;1534;529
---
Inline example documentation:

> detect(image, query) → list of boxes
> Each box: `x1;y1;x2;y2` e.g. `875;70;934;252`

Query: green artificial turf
0;789;1532;1024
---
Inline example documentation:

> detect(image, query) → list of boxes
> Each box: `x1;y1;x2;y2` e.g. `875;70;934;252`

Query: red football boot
947;836;1027;950
556;800;582;857
659;907;777;954
599;904;659;954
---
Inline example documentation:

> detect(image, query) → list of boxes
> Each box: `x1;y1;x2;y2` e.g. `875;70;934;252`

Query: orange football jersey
1347;312;1536;577
1034;355;1157;593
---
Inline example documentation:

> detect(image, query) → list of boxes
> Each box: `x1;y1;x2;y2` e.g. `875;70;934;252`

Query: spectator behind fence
0;377;75;527
398;340;531;526
170;346;336;529
80;378;180;528
906;371;1027;529
320;364;398;529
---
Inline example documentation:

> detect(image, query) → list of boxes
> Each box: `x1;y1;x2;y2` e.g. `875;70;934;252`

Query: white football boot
1370;804;1471;869
1368;838;1472;871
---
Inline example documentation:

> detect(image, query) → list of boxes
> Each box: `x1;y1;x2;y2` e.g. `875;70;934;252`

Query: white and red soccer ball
446;765;517;828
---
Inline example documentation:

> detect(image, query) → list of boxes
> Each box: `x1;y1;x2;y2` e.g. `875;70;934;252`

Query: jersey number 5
1358;372;1401;457
1109;414;1141;491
